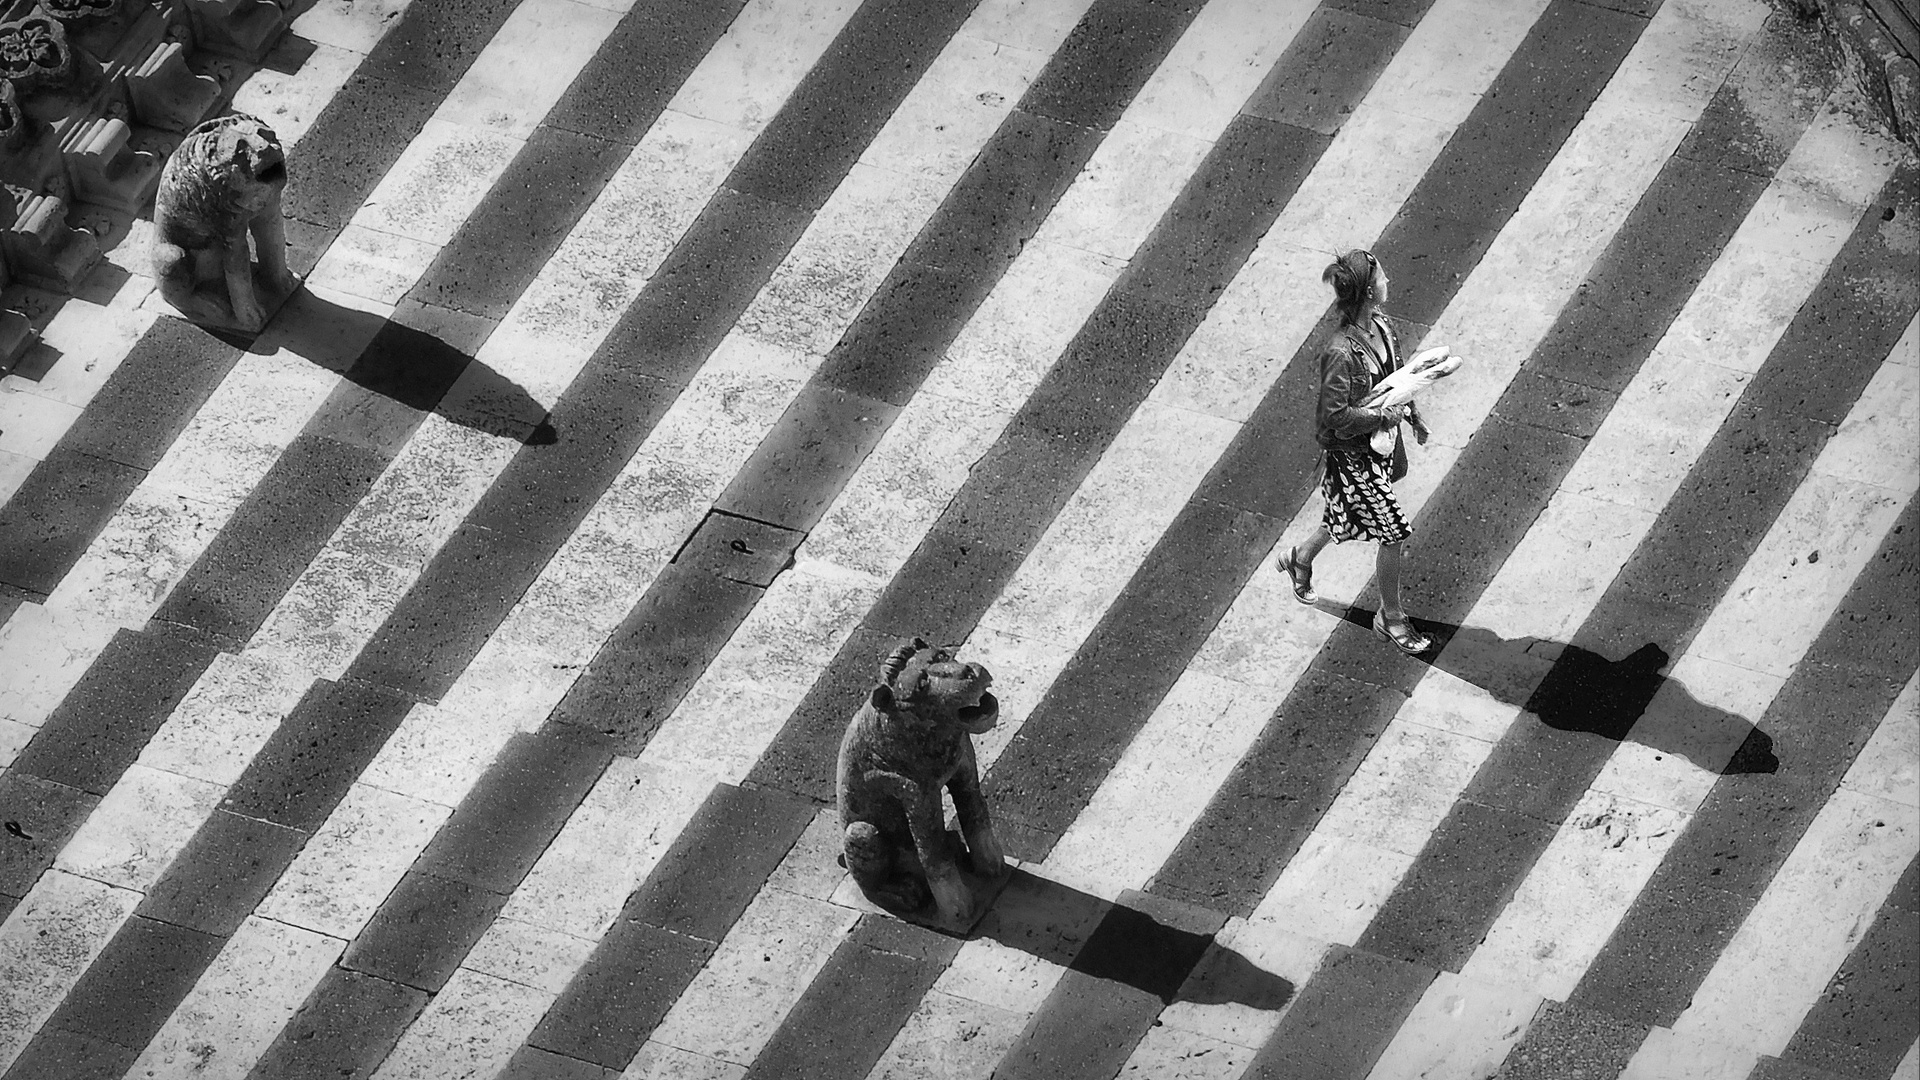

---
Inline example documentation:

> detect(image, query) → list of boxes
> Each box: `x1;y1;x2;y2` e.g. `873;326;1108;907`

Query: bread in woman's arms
1361;351;1465;409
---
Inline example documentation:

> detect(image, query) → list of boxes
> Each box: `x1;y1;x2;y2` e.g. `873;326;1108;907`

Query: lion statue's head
870;638;998;734
156;112;287;235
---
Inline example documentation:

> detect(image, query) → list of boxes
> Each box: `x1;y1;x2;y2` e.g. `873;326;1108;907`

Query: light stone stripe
0;0;428;744
643;858;863;1068
1233;85;1894;967
0;0;414;499
127;916;346;1080
0;0;617;730
962;0;1589;775
1618;1028;1759;1080
402;1;1339;1068
369;0;1082;937
1896;1040;1920;1080
152;16;870;1075
369;968;555;1080
1283;115;1905;1071
873;0;1610;1067
647;0;1325;786
1065;0;1766;906
1841;657;1920;810
56;0;622;638
1;1;849;1073
296;5;1089;1077
0;0;646;1061
0;0;629;920
0;870;143;1072
1664;673;1920;1054
1458;316;1919;1002
1071;2;1795;1071
1360;970;1545;1080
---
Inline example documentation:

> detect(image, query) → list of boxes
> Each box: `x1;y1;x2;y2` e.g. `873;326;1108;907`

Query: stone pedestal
178;0;288;63
1;187;100;289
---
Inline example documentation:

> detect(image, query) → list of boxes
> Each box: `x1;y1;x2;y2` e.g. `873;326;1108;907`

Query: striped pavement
0;0;1915;1076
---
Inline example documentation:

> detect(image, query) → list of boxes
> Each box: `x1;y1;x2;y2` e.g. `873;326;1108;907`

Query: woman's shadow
213;288;557;445
1318;603;1778;775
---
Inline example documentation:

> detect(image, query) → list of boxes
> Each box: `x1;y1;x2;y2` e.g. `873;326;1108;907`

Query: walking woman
1278;249;1433;654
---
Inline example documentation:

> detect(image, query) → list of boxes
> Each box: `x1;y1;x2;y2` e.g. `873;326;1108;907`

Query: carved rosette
0;5;73;93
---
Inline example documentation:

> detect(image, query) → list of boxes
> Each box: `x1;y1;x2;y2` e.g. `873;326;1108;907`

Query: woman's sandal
1279;545;1316;605
1372;610;1432;655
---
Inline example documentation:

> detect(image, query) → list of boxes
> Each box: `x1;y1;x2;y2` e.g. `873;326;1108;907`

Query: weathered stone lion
152;112;294;333
837;638;1007;924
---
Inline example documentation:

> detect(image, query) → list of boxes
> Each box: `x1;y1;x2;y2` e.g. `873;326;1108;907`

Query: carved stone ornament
42;0;124;24
0;74;24;148
0;5;74;92
836;637;1010;931
152;111;296;332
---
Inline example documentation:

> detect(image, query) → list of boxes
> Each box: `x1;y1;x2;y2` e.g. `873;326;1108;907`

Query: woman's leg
1294;526;1332;568
1376;539;1407;619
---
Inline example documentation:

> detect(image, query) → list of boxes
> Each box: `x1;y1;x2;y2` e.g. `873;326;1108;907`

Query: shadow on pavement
1318;602;1778;775
216;288;557;445
976;868;1294;1011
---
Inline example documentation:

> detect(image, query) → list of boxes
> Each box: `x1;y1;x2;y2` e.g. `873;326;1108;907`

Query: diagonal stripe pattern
0;0;1916;1077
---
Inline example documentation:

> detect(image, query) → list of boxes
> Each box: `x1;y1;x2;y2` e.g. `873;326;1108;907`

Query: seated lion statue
837;637;1007;923
152;112;295;333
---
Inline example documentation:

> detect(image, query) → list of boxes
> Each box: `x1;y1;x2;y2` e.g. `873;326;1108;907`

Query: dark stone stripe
54;317;243;473
154;0;749;664
406;131;637;320
280;73;454;234
500;1045;621;1080
1561;503;1920;1029
340;869;513;992
9;626;222;796
1748;1057;1860;1080
0;1027;136;1080
13;915;223;1060
529;922;713;1070
755;40;1360;806
345;188;809;701
227;2;1000;1070
1363;164;1918;984
549;565;766;753
1241;945;1436;1080
725;0;983;211
1148;3;1828;913
1019;0;1192;131
136;809;307;936
1495;1000;1646;1080
0;679;418;1077
0;0;522;600
1777;853;1920;1079
527;783;816;1069
151;299;491;645
0;773;96;897
990;0;1653;870
349;0;987;703
412;724;614;892
993;892;1225;1080
0;327;237;597
243;969;428;1080
220;679;418;832
401;0;750;318
743;915;963;1080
